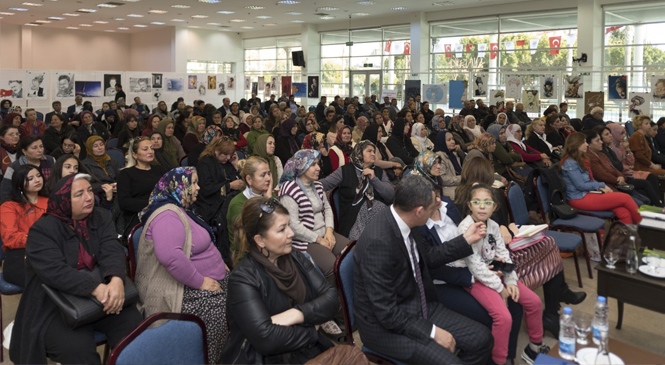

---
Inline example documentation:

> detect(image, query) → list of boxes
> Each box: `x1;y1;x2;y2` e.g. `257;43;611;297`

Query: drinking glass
574;312;592;345
646;252;661;274
604;249;620;269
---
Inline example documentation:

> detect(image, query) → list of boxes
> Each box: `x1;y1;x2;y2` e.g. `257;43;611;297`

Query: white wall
129;27;176;72
0;23;24;69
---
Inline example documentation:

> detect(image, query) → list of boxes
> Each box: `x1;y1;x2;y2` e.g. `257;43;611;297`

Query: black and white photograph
308;76;319;98
130;77;151;93
26;71;47;98
104;74;121;97
473;74;487;96
55;72;75;98
227;76;235;90
152;73;163;89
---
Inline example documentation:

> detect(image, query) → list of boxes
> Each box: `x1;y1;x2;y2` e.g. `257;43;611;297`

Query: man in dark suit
66;95;84;119
45;101;70;126
354;175;493;364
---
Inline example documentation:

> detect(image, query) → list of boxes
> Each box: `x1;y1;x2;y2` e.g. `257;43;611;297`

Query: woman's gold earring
260;246;270;258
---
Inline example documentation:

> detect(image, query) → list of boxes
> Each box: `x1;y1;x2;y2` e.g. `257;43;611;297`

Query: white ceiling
0;0;524;35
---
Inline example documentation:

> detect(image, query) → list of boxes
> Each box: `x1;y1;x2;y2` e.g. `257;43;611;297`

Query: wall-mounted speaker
292;51;306;67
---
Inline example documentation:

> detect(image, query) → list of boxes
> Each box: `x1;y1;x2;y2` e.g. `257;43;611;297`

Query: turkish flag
490;43;499;60
516;39;525;47
549;36;561;55
384;40;392;53
444;44;452;58
466;44;474;52
0;89;12;98
605;26;623;34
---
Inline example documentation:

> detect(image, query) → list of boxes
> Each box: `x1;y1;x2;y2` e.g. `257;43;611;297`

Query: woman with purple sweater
135;167;229;363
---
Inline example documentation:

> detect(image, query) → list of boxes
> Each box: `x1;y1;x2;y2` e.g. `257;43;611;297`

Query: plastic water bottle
559;307;576;360
591;296;609;345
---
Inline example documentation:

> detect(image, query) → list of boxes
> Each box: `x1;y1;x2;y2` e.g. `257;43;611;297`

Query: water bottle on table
591;296;609;345
558;306;576;361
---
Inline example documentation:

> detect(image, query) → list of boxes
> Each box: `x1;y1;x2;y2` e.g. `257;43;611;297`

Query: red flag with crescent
466;44;474;52
0;90;12;98
516;39;525;47
490;43;498;60
549;36;561;55
444;44;452;58
384;41;392;53
404;42;410;55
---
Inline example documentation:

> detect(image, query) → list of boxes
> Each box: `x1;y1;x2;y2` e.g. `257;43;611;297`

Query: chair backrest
625;121;635;137
106;138;119;149
108;312;208;365
535;176;552;223
506;182;530;226
180;156;188;167
107;148;125;166
333;240;357;345
126;223;143;279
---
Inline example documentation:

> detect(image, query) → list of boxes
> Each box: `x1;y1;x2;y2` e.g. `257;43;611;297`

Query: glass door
350;71;382;99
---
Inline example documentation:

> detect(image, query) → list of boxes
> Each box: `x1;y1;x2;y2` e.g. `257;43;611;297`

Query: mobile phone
489;260;515;273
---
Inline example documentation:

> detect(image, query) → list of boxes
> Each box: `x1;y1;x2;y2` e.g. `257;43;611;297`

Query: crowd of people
0;91;656;365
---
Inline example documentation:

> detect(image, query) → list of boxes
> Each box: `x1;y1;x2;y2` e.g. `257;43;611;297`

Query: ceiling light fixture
276;0;300;4
320;15;335;20
62;13;80;16
118;26;129;29
150;21;165;25
433;1;454;5
48;16;65;20
93;20;109;23
229;19;246;22
356;1;376;4
77;8;97;13
134;24;147;27
245;5;265;9
171;4;190;8
115;17;125;20
105;30;116;32
191;15;208;18
290;20;304;23
264;23;277;26
199;0;221;3
316;6;338;11
170;18;185;22
97;3;119;8
66;26;79;29
9;8;29;11
353;12;369;16
148;9;167;14
391;6;408;11
34;20;51;23
127;13;143;17
79;24;93;27
25;23;40;26
0;12;16;15
256;15;272;19
22;2;43;6
216;10;234;14
207;22;222;25
241;26;254;29
285;11;301;15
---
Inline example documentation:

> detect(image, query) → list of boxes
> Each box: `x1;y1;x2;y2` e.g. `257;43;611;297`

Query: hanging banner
490;43;499;60
549;36;561;55
504;41;515;54
454;44;463;58
530;39;539;55
444;44;452;58
477;43;487;58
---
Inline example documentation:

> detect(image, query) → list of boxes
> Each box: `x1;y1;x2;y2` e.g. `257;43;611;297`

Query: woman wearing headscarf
411;150;444;194
505;123;552;167
246;115;270;155
462;115;483;141
182;115;206;154
328;125;353;171
274;119;301;166
254;134;282;190
448;115;473;151
385;118;419;166
487;125;527;179
433;131;464;198
3;112;22;128
82;136;120;186
321;140;395;240
411;122;434;152
156;117;186;168
10;173;142;365
136;167;230;363
278;149;349;287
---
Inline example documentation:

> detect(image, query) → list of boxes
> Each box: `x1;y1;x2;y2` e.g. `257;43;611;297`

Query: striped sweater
278;180;325;251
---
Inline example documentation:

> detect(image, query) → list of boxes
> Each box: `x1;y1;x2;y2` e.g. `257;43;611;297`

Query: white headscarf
506;123;526;150
463;115;482;138
496;112;508;126
411;122;429;150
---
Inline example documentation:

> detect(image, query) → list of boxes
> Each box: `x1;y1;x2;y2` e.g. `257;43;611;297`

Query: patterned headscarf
350;140;376;208
412;150;442;185
473;132;496;157
201;125;218;145
139;167;215;242
85;135;112;175
301;132;325;149
279;149;320;185
47;174;96;270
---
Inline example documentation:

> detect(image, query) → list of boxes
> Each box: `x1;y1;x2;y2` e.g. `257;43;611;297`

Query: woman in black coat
10;173;142;365
222;197;338;364
385;117;419;166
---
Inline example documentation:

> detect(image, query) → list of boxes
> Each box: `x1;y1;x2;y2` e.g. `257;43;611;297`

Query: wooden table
596;262;665;329
548;338;665;364
638;225;665;251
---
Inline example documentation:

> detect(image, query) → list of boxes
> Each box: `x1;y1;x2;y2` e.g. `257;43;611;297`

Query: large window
430;11;577;115
187;61;234;74
244;36;302;99
320;25;411;100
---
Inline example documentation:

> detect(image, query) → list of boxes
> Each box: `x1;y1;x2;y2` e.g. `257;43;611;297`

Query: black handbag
42;267;139;329
550;189;578;220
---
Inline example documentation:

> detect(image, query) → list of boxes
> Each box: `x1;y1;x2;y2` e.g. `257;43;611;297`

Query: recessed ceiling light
150;21;165;25
118;26;129;29
0;12;15;15
216;10;234;14
171;4;190;8
245;5;264;9
25;23;40;26
123;0;141;2
148;9;167;14
127;13;143;17
241;26;254;29
191;15;208;18
97;3;119;8
256;15;271;19
105;30;116;32
277;0;300;4
264;23;277;26
170;18;185;22
22;2;43;6
77;8;97;13
207;22;222;25
79;24;93;27
285;11;301;15
63;13;80;16
316;6;338;11
114;17;125;20
199;0;220;3
433;1;454;5
48;16;65;20
353;12;369;16
356;0;375;4
93;20;109;23
134;24;147;27
320;15;335;20
290;20;304;23
34;20;51;23
188;25;199;28
229;19;245;22
391;6;408;10
9;7;29;11
66;26;79;29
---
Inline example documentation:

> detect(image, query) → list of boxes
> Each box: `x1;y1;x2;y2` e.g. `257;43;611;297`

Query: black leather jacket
221;250;338;364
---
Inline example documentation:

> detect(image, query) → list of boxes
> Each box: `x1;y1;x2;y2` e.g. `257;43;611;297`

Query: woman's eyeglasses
255;198;279;233
470;200;495;207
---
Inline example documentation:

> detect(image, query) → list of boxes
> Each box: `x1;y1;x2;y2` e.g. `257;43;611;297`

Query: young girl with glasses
452;183;548;365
